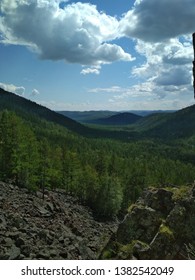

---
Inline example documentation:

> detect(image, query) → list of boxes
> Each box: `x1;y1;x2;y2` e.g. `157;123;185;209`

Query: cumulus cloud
154;68;191;86
120;0;195;42
132;38;193;98
0;82;25;96
0;0;134;66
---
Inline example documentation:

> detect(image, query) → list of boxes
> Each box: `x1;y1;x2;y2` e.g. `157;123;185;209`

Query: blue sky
0;0;195;111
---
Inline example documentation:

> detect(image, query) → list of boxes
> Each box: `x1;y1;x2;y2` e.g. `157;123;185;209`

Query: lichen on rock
101;185;195;260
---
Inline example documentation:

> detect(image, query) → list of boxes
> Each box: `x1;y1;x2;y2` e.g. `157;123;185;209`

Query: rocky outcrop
0;182;117;260
101;185;195;260
1;181;194;260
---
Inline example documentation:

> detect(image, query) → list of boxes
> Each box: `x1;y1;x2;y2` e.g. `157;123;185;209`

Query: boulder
101;185;195;260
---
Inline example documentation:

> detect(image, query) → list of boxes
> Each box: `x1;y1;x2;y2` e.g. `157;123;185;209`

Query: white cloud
31;88;40;96
120;0;195;42
81;66;100;75
89;83;155;103
38;81;194;111
0;82;25;96
131;37;193;101
88;86;126;94
0;0;134;66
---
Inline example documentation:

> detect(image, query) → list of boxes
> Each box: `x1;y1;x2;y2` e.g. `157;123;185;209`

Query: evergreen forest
1;89;195;220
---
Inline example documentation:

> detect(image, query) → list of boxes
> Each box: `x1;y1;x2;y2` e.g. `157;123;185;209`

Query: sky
0;0;195;111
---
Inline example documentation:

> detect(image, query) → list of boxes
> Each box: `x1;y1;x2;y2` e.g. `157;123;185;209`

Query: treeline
1;110;195;219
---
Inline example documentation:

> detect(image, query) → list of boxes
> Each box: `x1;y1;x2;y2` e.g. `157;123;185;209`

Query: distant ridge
58;110;117;123
1;87;195;140
87;112;142;125
0;88;138;140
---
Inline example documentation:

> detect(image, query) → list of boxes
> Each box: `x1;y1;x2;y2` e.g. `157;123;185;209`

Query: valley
0;88;195;259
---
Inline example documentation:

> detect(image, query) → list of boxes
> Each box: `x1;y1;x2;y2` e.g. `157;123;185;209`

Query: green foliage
95;175;123;219
1;108;195;219
0;110;39;188
159;224;174;238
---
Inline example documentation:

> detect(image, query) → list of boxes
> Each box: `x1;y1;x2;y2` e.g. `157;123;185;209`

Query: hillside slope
0;88;138;140
0;88;90;136
0;181;116;260
136;105;195;139
1;87;195;140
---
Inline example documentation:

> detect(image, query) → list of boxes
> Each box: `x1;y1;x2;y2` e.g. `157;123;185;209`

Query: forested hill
137;104;195;139
58;110;117;123
84;112;143;125
0;88;139;140
0;88;90;136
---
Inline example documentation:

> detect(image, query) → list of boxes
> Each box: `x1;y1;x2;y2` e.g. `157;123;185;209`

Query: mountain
58;110;175;123
1;87;195;140
129;110;176;117
136;104;195;139
0;88;139;140
0;88;91;136
1;88;195;260
86;112;143;126
58;110;117;123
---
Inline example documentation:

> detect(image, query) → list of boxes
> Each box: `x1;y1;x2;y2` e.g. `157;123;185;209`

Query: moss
116;240;150;260
101;249;114;259
128;203;137;212
171;186;191;201
121;243;134;250
159;224;174;238
100;241;121;259
133;240;149;248
101;241;135;260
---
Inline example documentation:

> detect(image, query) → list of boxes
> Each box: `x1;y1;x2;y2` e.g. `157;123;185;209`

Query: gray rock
21;245;31;257
46;202;54;212
0;214;7;229
4;238;13;247
101;185;195;260
59;250;68;258
15;237;25;247
9;245;21;260
0;181;116;260
36;250;50;259
116;205;161;244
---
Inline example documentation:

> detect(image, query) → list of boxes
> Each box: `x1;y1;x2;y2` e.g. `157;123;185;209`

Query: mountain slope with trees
84;112;142;126
1;88;195;219
1;88;195;259
0;88;139;141
0;88;90;136
136;105;195;139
